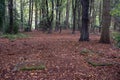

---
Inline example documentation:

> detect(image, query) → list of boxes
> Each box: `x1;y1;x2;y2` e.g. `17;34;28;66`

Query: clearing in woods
0;30;120;80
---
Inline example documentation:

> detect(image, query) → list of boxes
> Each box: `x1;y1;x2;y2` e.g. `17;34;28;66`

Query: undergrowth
112;32;120;48
0;33;28;40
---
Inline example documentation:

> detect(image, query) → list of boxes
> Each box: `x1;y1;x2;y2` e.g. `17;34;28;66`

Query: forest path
0;30;120;80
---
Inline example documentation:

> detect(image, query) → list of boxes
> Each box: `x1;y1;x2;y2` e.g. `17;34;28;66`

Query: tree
0;0;5;31
79;0;89;41
28;0;34;31
8;0;14;34
99;0;111;43
55;0;62;32
72;0;77;34
65;0;70;29
20;0;24;30
35;0;38;30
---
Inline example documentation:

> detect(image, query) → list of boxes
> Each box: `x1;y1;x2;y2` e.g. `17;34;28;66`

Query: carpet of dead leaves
0;30;120;80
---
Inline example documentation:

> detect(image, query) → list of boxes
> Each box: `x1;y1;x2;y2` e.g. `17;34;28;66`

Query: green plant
0;33;28;40
3;21;19;34
112;32;120;47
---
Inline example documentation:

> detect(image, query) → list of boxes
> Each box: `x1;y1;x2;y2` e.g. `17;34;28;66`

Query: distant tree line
0;0;120;43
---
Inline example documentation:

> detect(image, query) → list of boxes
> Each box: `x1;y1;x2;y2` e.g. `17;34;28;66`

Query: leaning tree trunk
99;0;111;44
79;0;89;41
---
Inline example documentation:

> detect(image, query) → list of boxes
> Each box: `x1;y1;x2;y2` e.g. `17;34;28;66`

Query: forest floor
0;30;120;80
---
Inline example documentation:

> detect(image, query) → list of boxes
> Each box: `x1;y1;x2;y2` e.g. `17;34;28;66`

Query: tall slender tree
0;0;5;31
35;0;38;30
20;0;24;30
65;0;70;29
8;0;14;34
72;0;77;34
28;0;33;31
79;0;89;41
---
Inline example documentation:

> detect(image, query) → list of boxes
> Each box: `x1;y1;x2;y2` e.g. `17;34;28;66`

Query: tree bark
0;0;5;31
99;0;111;44
8;0;14;34
79;0;89;41
65;0;70;29
20;0;24;30
35;0;38;30
72;0;77;34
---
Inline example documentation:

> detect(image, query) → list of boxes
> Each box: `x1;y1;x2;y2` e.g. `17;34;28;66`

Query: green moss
87;61;113;67
80;48;92;55
20;65;46;71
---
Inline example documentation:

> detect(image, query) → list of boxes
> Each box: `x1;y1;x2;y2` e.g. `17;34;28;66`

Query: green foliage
111;3;120;16
0;33;28;40
3;21;19;34
112;32;120;47
20;65;46;71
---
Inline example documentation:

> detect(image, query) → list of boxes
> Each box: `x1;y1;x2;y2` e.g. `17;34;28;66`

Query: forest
0;0;120;80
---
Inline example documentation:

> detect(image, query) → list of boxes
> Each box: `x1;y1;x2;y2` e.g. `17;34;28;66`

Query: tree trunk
55;0;59;32
30;0;34;30
20;0;24;30
77;0;81;31
59;0;62;33
0;0;5;31
99;0;111;44
65;0;70;29
35;0;38;30
79;0;89;41
48;0;54;33
8;0;14;34
28;0;32;31
72;0;77;34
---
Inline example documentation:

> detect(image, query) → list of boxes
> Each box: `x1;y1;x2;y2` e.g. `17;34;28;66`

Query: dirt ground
0;30;120;80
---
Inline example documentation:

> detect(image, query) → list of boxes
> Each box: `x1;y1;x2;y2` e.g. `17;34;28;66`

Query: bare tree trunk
65;0;70;29
30;0;34;30
72;0;77;34
99;0;111;43
35;0;38;30
0;0;5;31
28;0;32;31
79;0;89;41
77;0;81;31
8;0;14;34
48;0;54;33
20;0;24;30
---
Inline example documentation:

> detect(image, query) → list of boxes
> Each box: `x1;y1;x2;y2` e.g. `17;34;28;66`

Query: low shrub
112;32;120;47
0;33;28;40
